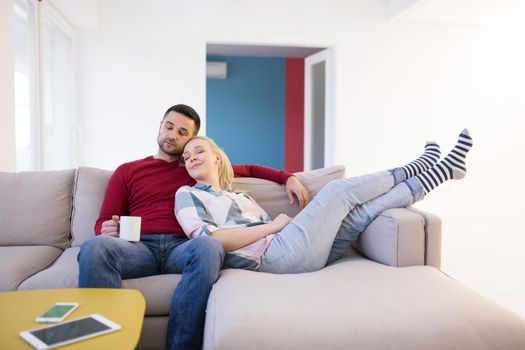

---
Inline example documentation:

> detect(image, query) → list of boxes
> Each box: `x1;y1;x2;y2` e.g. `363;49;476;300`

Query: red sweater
95;156;292;236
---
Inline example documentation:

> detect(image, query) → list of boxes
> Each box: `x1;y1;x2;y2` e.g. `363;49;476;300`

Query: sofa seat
0;246;63;290
123;275;182;316
204;250;525;350
18;246;182;317
18;247;80;290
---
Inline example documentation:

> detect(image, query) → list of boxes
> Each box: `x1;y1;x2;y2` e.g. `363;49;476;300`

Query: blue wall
206;55;284;169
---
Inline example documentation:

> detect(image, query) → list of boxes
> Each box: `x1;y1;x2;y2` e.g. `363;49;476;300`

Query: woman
175;130;472;273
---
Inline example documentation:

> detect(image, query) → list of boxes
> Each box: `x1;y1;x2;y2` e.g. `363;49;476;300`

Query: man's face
157;111;196;160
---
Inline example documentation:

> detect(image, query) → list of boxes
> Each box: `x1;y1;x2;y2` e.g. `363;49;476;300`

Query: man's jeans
259;171;424;274
78;234;225;350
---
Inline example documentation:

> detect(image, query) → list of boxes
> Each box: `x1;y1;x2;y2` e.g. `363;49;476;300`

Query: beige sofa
1;166;524;350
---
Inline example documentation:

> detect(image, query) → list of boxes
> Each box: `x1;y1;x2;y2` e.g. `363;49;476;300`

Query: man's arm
232;164;292;184
232;164;310;208
94;166;129;235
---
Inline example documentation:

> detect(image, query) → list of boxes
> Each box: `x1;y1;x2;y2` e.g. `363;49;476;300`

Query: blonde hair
186;136;234;190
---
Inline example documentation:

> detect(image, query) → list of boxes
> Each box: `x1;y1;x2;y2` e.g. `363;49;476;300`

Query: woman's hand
270;214;293;233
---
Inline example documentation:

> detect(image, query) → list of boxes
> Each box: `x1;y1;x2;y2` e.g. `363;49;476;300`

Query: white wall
70;0;524;316
75;0;385;169
76;1;207;169
337;22;525;315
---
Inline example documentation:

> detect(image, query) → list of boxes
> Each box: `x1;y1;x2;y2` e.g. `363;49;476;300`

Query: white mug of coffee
119;216;141;241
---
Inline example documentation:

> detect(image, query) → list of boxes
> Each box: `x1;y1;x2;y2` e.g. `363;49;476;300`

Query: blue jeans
78;234;225;350
325;174;424;265
258;171;424;273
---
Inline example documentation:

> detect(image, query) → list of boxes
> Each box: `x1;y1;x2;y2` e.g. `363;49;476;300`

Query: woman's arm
209;214;291;252
175;186;292;252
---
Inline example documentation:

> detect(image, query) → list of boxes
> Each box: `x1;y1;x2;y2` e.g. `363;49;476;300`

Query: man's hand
285;176;310;209
100;215;120;237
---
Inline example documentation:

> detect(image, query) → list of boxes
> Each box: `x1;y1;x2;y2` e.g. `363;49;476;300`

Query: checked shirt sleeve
175;186;220;239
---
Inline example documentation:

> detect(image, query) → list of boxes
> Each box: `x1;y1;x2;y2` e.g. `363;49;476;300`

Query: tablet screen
30;316;112;346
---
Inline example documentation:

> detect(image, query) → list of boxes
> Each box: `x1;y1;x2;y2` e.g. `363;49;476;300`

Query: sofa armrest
407;207;442;268
352;207;442;269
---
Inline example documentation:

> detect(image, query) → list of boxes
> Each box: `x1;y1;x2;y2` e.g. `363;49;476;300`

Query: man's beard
158;137;183;157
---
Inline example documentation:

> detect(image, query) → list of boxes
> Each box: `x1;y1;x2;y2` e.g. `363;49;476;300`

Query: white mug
119;216;141;241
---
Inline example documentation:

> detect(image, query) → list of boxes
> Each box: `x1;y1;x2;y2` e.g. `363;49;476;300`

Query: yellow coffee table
0;288;145;349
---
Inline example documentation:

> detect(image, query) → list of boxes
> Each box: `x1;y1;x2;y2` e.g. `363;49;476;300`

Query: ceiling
207;44;325;58
208;1;525;57
391;0;525;27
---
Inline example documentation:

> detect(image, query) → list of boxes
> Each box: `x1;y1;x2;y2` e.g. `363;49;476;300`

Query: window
13;0;76;171
14;0;38;171
40;3;76;170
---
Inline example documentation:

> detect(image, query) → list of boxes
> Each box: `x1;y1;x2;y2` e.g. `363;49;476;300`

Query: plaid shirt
175;183;275;270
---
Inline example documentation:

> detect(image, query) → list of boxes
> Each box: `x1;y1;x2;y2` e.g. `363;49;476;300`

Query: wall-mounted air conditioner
206;61;227;79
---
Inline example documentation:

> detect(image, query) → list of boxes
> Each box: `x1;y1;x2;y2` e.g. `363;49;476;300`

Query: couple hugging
78;104;473;350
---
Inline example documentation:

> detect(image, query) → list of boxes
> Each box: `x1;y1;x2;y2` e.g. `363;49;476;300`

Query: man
78;104;309;350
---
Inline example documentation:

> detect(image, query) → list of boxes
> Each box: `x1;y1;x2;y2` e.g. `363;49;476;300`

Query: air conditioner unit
206;61;227;79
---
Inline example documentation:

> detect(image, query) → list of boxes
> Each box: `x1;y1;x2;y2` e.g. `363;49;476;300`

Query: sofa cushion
232;165;346;219
18;247;80;290
123;275;182;316
204;253;525;350
0;169;75;248
70;167;112;247
0;246;63;291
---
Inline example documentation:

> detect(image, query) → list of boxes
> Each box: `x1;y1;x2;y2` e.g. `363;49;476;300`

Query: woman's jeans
78;234;225;350
258;171;424;274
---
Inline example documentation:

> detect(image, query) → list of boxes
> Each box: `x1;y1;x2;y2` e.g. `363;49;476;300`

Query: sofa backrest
0;169;75;249
69;165;347;247
70;167;112;247
232;165;346;219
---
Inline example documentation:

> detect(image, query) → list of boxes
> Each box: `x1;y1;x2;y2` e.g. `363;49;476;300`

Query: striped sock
401;142;441;179
392;142;441;184
415;129;473;194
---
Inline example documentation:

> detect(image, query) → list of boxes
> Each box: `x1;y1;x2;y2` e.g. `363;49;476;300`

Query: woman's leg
326;129;473;264
259;141;440;274
325;180;424;265
259;170;395;274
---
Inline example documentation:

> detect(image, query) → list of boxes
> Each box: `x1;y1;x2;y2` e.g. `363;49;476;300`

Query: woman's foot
392;141;441;184
414;129;473;194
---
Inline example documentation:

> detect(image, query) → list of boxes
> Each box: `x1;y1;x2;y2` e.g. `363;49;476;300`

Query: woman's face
182;139;220;181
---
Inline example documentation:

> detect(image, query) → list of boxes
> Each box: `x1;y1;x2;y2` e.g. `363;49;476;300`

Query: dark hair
163;104;201;135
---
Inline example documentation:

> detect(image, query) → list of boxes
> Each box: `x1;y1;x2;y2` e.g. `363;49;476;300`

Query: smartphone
20;314;121;350
35;302;79;323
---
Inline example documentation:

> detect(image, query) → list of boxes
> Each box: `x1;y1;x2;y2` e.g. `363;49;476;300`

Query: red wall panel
284;58;304;172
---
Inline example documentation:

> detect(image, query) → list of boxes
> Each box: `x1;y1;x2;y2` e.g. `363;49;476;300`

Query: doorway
304;48;334;171
205;43;334;171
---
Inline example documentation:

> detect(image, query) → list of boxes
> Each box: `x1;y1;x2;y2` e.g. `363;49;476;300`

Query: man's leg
78;235;160;288
163;235;225;350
